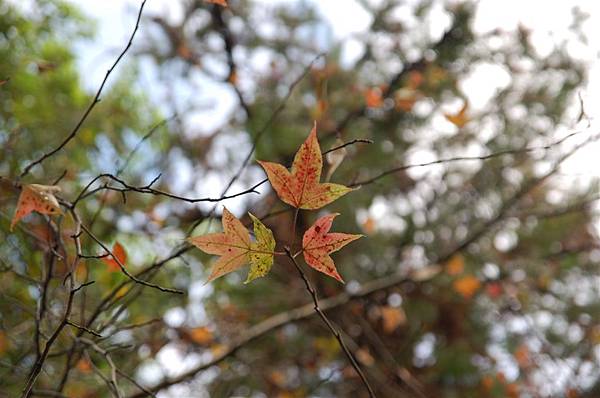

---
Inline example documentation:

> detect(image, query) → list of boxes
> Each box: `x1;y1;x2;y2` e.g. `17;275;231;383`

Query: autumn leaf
247;213;276;283
394;88;418;112
101;242;127;272
187;326;214;346
0;78;8;87
364;87;383;108
75;358;92;374
11;184;62;230
205;0;228;6
445;253;465;276
188;208;275;283
258;122;355;210
380;306;406;334
453;274;481;298
444;101;470;128
302;213;362;283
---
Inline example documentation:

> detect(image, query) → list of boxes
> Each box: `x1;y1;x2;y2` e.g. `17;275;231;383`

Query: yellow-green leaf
246;213;276;283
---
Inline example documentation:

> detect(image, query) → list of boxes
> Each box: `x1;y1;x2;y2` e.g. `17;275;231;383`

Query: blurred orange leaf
101;242;127;272
514;344;530;368
364;87;383;108
407;70;424;89
381;306;406;333
189;327;214;346
445;254;465;276
205;0;228;6
361;217;376;234
444;102;470;128
356;347;375;366
394;88;418;112
76;358;92;374
453;275;481;298
268;370;287;387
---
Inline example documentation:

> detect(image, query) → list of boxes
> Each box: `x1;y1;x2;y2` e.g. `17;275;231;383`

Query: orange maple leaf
453;274;481;298
101;242;127;272
258;122;355;210
302;213;362;283
188;208;275;283
11;184;62;230
364;87;383;108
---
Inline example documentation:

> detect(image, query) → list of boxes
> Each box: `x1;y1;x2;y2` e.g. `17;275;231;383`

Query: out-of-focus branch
351;129;587;187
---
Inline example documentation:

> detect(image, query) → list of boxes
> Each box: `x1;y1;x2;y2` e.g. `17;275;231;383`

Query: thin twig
284;247;377;397
79;223;183;295
351;129;585;187
20;1;147;178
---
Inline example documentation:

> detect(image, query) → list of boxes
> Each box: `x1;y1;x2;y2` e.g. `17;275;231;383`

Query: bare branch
284;248;377;398
19;0;147;178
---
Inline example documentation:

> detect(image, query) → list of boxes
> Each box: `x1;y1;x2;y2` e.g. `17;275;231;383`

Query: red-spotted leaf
302;213;362;283
11;184;62;230
257;122;355;210
101;242;127;272
188;208;275;283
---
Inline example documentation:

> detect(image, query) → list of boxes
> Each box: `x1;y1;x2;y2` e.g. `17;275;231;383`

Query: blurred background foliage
1;0;599;397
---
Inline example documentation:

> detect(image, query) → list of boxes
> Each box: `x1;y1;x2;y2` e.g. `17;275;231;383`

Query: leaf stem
291;207;300;250
284;247;376;397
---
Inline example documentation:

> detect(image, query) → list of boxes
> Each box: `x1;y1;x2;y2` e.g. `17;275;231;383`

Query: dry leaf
11;184;62;230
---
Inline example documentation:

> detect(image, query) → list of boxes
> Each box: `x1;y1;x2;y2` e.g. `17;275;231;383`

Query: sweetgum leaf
258;122;355;209
188;208;275;283
302;213;362;283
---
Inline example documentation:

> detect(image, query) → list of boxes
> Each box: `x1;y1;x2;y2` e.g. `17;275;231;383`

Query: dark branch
19;0;147;178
